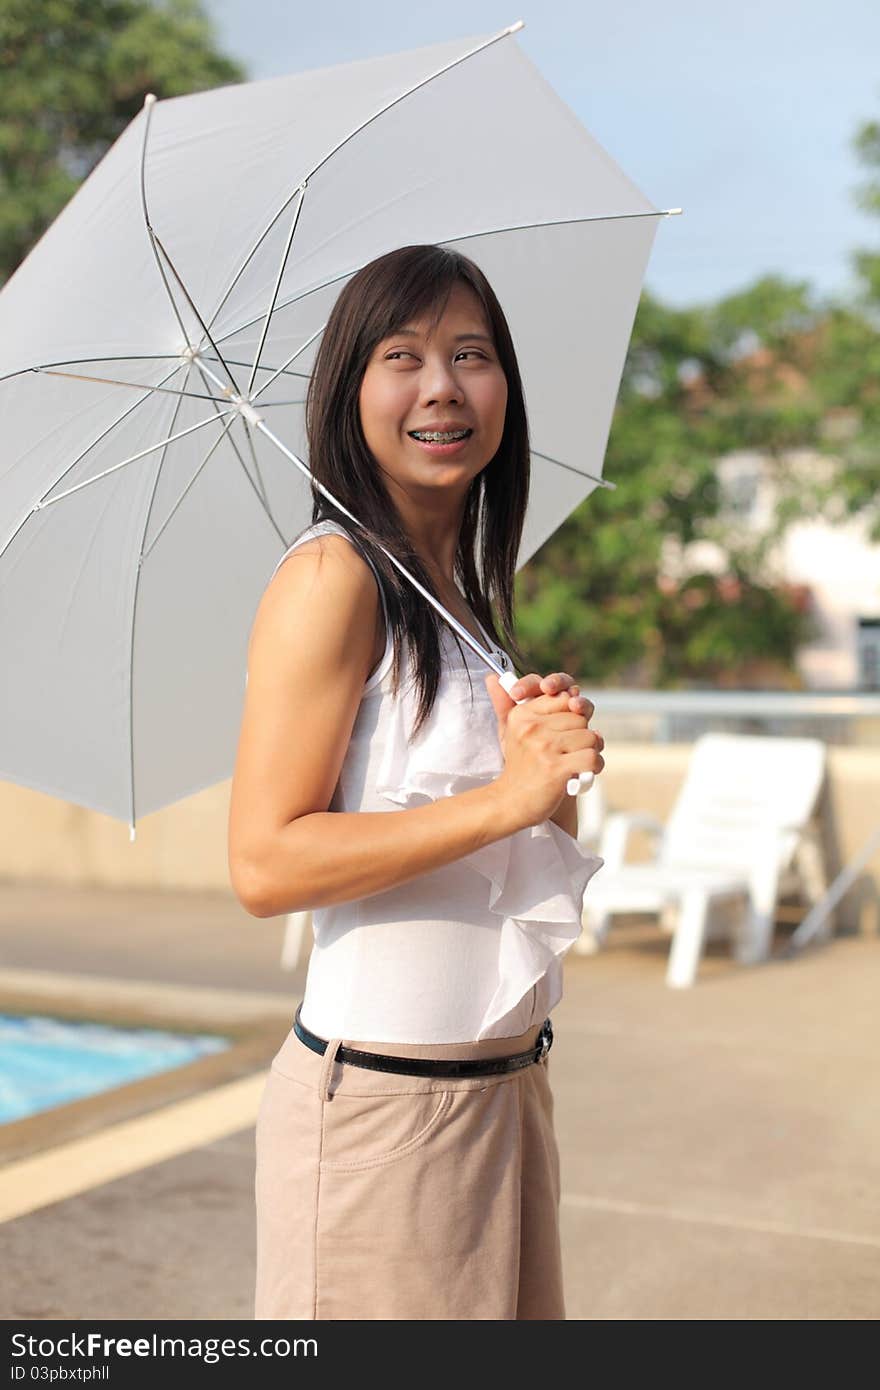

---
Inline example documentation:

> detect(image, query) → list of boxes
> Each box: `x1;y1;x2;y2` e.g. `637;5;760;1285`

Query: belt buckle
537;1018;553;1061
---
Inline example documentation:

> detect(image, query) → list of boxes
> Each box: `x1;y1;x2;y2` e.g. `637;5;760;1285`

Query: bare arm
228;535;524;918
238;790;522;918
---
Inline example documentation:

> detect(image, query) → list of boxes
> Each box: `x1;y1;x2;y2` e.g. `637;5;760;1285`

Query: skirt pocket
320;1088;454;1172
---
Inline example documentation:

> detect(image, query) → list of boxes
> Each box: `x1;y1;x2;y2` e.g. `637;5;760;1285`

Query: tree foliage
806;108;880;538
0;0;243;283
517;103;880;688
517;278;825;688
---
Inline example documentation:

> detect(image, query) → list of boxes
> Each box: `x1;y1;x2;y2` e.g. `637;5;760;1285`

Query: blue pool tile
0;1013;229;1123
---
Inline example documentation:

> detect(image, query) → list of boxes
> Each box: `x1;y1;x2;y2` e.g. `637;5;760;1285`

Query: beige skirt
254;1017;565;1320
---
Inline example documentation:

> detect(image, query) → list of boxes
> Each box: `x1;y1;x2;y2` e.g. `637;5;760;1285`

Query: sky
207;0;880;311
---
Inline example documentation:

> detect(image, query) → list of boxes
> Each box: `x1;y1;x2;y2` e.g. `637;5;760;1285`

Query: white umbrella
0;19;677;838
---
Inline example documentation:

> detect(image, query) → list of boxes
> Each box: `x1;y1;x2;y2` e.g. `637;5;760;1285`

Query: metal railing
584;689;880;745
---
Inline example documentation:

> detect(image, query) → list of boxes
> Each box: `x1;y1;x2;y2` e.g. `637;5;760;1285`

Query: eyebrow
390;329;494;344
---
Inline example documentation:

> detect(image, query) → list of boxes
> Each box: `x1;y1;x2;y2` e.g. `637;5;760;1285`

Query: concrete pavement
0;882;877;1320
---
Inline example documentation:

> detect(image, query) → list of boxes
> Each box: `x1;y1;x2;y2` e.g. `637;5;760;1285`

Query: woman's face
358;282;508;514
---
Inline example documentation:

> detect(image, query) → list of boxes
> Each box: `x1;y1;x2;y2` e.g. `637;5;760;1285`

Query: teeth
411;430;469;442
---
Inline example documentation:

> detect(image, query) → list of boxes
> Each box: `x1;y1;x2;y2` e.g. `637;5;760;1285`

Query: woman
228;243;605;1321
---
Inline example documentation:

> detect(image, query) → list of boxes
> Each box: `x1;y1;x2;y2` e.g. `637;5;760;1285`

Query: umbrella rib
33;366;225;404
239;412;300;546
531;449;617;490
239;418;275;521
210;266;353;352
213;358;311;384
441;207;669;247
139;94;192;354
151;231;243;396
126;365;193;838
196;20;522;351
250;320;327;405
247;182;309;397
0;355;191;386
207;206;669;355
0;360;187;566
140;410;240;565
139;93;242;398
31;409;237;511
192;359;288;545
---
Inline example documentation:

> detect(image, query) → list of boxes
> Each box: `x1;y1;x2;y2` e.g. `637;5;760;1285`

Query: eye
384;349;488;361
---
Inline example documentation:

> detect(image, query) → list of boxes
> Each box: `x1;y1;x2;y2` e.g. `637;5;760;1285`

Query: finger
560;737;605;772
540;714;604;736
539;672;576;695
553;681;595;722
522;690;587;715
560;739;601;761
505;673;542;701
562;692;595;720
510;673;575;699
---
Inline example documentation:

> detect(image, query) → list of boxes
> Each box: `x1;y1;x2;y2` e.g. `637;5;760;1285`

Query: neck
385;482;469;586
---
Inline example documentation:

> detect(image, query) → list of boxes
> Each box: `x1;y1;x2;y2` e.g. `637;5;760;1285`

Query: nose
420;354;464;407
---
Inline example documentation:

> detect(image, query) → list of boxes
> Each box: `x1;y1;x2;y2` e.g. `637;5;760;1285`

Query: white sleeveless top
266;521;603;1043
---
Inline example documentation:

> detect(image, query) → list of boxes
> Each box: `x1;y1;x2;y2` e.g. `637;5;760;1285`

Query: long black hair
305;243;530;737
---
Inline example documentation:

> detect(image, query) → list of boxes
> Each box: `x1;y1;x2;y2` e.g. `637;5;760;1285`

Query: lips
408;428;473;441
407;431;473;456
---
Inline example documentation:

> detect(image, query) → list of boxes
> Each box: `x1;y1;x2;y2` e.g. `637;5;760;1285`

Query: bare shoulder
265;530;378;600
271;530;377;585
251;531;381;680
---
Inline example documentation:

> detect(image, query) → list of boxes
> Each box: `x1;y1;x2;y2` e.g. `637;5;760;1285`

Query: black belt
293;1003;553;1078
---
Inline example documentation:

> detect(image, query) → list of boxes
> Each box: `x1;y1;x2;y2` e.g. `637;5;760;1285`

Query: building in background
662;352;880;692
663;444;880;690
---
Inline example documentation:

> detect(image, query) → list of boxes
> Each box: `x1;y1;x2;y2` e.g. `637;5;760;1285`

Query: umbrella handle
498;670;595;797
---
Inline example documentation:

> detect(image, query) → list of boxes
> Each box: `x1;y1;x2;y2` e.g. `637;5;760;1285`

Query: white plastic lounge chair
575;733;827;987
788;822;880;949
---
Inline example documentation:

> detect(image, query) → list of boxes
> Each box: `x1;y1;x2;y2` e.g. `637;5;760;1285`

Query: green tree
851;113;880;306
0;0;244;283
518;97;880;688
807;105;880;539
517;280;824;688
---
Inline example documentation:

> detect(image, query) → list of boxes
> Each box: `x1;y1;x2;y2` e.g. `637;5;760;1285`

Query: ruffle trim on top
374;652;503;801
374;652;604;1039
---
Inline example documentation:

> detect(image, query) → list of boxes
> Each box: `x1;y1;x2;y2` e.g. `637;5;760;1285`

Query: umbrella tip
665;207;683;216
129;822;137;843
507;19;525;32
143;93;157;108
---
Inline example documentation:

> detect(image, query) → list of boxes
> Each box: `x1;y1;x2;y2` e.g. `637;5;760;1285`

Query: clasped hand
485;669;605;827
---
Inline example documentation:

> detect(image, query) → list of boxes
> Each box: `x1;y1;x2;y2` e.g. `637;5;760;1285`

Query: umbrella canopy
0;20;668;834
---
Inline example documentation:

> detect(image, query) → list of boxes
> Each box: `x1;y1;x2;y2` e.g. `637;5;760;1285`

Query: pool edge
0;970;296;1165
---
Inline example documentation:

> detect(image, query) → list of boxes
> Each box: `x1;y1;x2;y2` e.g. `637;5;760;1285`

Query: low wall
1;746;878;933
